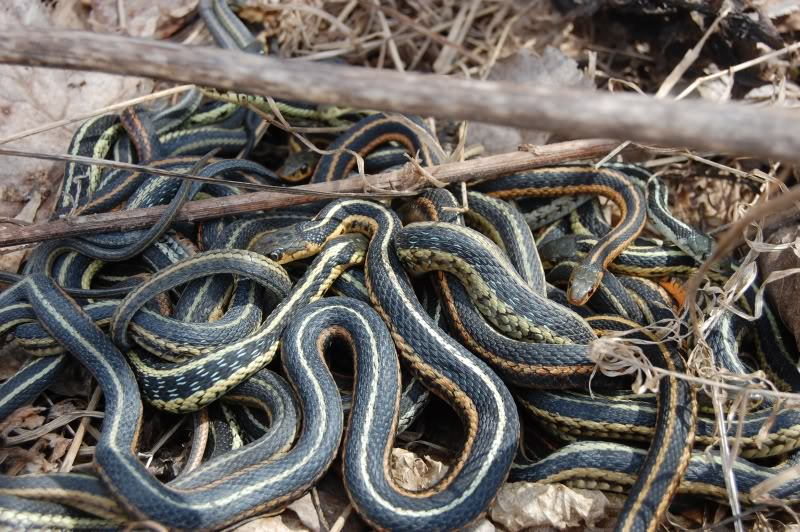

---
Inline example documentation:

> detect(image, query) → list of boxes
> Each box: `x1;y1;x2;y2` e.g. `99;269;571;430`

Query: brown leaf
489;482;624;531
49;399;82;419
758;225;800;351
0;405;46;437
390;448;448;491
88;0;198;39
0;2;153;219
40;433;72;464
0;442;55;474
0;191;41;273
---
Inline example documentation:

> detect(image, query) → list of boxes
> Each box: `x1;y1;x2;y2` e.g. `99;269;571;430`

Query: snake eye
268;250;282;262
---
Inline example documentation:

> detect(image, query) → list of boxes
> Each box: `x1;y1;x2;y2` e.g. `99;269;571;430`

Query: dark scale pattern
279;199;519;530
395;222;596;344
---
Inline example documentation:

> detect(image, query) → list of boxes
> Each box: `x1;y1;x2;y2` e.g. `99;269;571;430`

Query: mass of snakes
0;1;798;530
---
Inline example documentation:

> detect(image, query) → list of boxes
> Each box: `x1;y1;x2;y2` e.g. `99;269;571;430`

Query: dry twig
0;139;618;248
1;28;800;163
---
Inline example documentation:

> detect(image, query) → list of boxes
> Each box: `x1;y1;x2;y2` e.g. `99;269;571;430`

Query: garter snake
547;260;644;323
396;189;613;390
310;113;440;183
518;387;800;459
0;28;788;530
196;0;354;124
0;365;302;529
396;222;595;344
579;315;696;532
278;142;410;184
112;234;367;412
509;440;800;505
645;174;716;262
393;188;696;530
475;167;646;306
600;164;716;261
459;190;547;295
254;198;519;530
0;238;364;528
199;0;262;53
617;275;678;325
538;234;699;278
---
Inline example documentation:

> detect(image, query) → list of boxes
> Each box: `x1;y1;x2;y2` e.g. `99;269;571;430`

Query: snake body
0;8;795;528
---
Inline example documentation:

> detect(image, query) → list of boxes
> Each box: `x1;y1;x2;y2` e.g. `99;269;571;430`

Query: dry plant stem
0;139;618;248
60;386;101;473
655;5;730;98
712;385;744;532
686;184;800;332
2;29;800;163
676;41;800;101
3;410;104;446
358;1;484;63
598;6;729;167
310;487;330;531
371;0;405;71
0;147;380;197
329;504;353;532
141;418;186;470
0;84;195;146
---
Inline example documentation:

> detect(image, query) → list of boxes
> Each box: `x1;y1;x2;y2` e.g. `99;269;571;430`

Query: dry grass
1;1;800;530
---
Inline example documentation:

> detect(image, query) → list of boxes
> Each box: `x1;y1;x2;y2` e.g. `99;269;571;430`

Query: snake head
567;263;603;306
252;225;315;264
687;233;716;263
277;151;320;183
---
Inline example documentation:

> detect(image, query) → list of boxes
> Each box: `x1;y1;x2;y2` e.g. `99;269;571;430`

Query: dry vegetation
2;0;800;530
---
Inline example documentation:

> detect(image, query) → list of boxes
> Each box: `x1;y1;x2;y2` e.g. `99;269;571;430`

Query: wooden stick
0;139;616;248
0;28;799;163
59;386;101;473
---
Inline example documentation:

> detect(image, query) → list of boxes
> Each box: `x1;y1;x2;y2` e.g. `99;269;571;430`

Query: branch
0;140;616;248
0;28;798;163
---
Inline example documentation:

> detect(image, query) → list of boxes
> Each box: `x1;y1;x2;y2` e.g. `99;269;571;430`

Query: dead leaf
775;10;800;31
694;66;733;102
466;48;594;155
88;0;198;39
0;191;41;273
234;517;298;532
0;441;57;474
488;482;620;531
232;494;324;532
285;494;320;532
746;82;800;105
0;405;46;437
761;0;800;18
40;432;72;463
48;399;82;419
0;2;153;219
758;225;800;351
234;511;311;532
391;448;448;491
465;518;497;532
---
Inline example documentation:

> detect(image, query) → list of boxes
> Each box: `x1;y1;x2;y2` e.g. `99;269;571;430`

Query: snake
0;238;366;528
253;198;519;530
509;440;800;505
0;17;792;526
474;166;647;306
395;186;695;529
